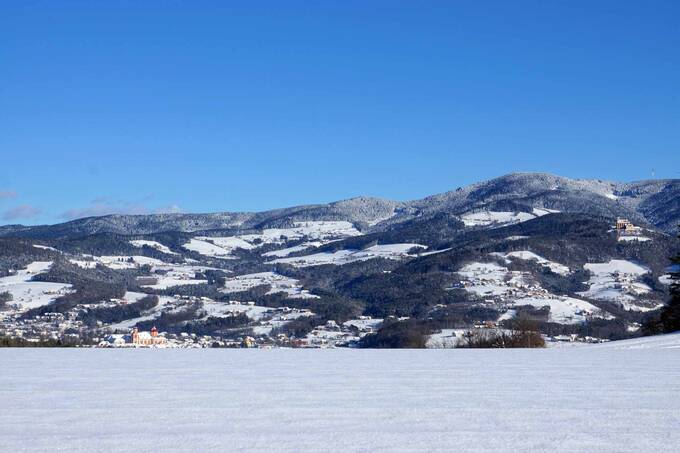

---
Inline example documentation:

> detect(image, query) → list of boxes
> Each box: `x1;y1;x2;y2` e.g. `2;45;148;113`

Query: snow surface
342;318;383;331
70;255;166;270
532;207;561;216
108;297;276;331
511;296;607;324
584;260;650;276
220;272;319;299
659;274;675;285
0;262;72;311
2;335;679;452
182;238;239;259
492;250;570;276
261;242;323;258
184;221;362;258
460;208;557;228
426;328;467;348
129;240;178;255
505;235;530;241
32;244;61;253
457;261;524;296
618;235;651;242
269;243;425;267
143;277;208;290
460;210;535;227
660;264;680;285
417;247;452;257
197;299;273;321
250;221;362;242
139;264;217;290
578;260;661;311
457;261;610;323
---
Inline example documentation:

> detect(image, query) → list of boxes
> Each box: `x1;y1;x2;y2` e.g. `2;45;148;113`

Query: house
99;334;127;347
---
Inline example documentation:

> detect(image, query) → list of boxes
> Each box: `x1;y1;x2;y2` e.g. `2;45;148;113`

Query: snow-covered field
182;238;241;259
492;250;570;275
460;208;558;227
220;271;319;299
269;243;426;267
578;260;661;311
140;264;216;290
1;334;679;453
70;255;166;270
457;261;525;296
618;235;651;242
456;261;610;324
511;296;607;324
129;240;178;255
261;241;323;258
0;262;72;311
184;221;362;258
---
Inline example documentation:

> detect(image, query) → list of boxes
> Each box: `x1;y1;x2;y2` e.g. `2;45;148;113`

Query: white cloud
60;202;147;220
61;201;182;220
2;204;42;221
0;191;17;200
156;204;182;214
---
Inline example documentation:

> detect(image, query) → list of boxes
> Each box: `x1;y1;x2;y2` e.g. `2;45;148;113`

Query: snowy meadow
3;335;680;453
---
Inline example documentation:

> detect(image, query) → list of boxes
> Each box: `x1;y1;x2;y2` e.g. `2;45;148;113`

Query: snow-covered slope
129;240;178;255
185;221;362;258
219;272;319;299
491;250;570;275
269;243;426;267
578;260;662;311
592;332;680;349
0;262;72;311
456;260;611;324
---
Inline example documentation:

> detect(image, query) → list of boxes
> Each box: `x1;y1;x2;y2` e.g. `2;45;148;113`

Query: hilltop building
616;218;643;238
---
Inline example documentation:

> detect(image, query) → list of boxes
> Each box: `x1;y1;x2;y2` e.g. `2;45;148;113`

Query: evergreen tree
657;245;680;333
648;228;680;333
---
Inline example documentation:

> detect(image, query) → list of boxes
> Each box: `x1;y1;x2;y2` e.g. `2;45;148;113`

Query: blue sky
1;0;679;225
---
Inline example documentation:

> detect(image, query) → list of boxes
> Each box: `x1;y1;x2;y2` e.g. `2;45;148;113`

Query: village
96;315;384;349
452;259;610;325
0;290;385;349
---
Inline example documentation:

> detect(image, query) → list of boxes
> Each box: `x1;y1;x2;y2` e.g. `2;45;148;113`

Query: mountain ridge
1;173;678;238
